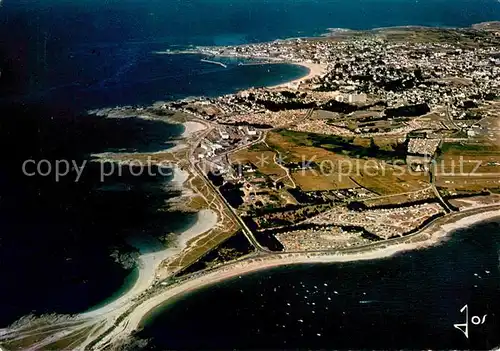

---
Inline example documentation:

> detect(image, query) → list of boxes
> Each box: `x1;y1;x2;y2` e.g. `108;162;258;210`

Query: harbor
200;59;228;68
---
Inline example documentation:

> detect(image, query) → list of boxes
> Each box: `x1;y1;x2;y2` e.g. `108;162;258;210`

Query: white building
348;93;367;104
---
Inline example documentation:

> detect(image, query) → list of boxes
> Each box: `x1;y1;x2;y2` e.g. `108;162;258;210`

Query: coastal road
209;108;315;248
192;160;270;253
429;152;455;213
207;109;316;249
185;113;315;252
212;107;314;161
430;174;454;212
88;203;500;351
216;129;267;159
186;119;270;253
444;104;461;130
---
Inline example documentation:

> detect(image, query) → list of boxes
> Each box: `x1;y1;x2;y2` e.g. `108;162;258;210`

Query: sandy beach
270;61;327;89
159;120;208;153
82;166;218;320
149;120;206;154
158;50;327;90
181;121;207;138
90;206;500;347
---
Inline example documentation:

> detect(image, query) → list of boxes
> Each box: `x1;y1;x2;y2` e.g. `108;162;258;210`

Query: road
192;161;270;252
3;111;497;350
186;120;270;253
430;166;454;213
444;103;461;130
214;108;315;247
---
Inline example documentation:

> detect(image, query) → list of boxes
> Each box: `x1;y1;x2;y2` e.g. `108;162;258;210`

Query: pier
200;59;228;68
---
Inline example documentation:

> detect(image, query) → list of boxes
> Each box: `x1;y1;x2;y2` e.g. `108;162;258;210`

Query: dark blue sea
140;220;500;350
0;0;500;342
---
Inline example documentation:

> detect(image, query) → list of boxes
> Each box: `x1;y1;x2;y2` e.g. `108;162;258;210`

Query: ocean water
1;0;500;331
0;106;191;326
2;0;500;107
37;51;310;109
0;0;306;327
139;219;500;350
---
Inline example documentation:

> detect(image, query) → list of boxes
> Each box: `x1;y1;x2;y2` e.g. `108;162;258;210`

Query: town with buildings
152;24;500;255
3;21;500;351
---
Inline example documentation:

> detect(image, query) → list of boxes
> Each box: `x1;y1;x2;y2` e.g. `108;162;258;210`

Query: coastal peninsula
2;22;500;351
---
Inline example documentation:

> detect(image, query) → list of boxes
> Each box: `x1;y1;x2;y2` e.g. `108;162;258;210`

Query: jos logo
454;304;487;339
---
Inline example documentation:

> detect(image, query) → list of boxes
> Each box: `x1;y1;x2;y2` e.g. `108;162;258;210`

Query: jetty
200;59;228;68
238;61;272;66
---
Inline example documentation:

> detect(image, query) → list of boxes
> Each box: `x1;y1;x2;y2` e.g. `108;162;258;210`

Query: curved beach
91;205;500;347
82;208;219;320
